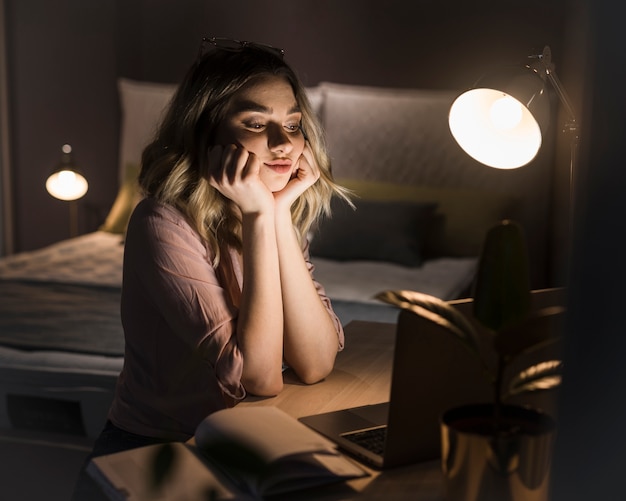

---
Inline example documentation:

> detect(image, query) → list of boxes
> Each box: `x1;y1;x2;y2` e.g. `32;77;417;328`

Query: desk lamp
448;46;578;176
45;144;88;237
448;45;579;259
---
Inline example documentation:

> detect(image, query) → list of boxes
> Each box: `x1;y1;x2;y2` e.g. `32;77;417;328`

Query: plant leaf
505;360;563;399
376;289;484;363
494;306;565;360
473;220;532;332
200;438;269;478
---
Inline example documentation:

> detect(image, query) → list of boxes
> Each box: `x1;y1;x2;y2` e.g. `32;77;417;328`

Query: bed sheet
0;231;124;286
0;232;125;356
0;281;123;356
0;231;477;304
0;231;477;350
311;256;478;303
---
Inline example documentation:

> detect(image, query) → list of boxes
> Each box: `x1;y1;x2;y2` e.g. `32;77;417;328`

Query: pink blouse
108;198;344;441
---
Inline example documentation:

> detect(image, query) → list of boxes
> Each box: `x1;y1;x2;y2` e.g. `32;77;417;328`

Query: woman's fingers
294;143;321;185
298;143;321;181
208;145;246;187
208;144;240;185
208;145;272;213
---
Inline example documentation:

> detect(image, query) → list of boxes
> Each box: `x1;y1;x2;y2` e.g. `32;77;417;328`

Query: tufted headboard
314;82;552;284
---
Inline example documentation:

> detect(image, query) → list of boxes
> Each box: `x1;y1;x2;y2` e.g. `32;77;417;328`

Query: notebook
299;290;564;469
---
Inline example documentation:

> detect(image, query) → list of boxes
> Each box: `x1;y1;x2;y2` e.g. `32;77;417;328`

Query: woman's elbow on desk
292;358;336;385
243;376;284;397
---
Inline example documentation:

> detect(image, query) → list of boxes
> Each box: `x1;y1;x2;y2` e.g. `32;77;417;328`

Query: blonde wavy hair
139;43;349;265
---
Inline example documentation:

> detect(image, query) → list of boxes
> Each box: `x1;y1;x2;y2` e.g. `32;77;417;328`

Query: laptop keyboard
341;426;387;456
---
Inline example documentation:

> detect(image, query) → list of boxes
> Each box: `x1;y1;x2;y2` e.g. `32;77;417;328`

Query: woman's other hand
273;143;320;211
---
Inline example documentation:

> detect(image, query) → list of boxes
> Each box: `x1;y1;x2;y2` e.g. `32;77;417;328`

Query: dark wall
5;0;118;250
5;0;577;252
117;0;570;88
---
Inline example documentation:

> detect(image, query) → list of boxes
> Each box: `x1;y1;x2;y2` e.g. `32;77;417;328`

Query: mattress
311;257;476;325
0;231;477;352
0;281;123;356
311;256;477;304
0;231;124;286
0;230;477;336
0;230;479;347
0;232;125;356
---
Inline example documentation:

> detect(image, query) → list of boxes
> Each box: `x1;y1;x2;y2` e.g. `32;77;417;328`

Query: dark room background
2;0;583;268
5;2;626;497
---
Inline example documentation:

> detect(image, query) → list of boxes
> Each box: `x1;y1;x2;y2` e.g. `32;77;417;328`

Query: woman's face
216;74;306;193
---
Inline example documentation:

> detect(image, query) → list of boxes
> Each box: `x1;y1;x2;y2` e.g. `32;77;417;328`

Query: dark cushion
309;198;438;267
336;178;518;257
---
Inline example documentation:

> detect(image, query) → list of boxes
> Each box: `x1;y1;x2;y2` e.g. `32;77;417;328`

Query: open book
88;406;368;499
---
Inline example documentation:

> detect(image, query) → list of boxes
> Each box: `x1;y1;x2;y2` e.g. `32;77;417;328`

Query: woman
90;38;349;458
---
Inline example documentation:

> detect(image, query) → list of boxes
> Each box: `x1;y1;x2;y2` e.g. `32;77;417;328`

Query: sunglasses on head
199;37;285;60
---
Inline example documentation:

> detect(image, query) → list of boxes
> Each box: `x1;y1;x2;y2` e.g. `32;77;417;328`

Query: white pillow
317;82;461;184
117;78;177;184
305;85;323;116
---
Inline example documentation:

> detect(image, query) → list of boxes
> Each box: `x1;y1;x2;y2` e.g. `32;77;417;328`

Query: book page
260;452;369;495
195;406;338;463
88;442;238;500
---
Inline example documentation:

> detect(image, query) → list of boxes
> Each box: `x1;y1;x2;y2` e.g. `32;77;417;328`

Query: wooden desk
85;321;444;501
240;320;445;501
243;320;395;417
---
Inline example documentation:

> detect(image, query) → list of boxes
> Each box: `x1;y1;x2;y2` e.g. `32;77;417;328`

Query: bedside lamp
46;144;88;200
46;144;88;237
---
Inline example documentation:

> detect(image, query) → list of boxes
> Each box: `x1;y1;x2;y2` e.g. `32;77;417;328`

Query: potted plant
377;219;564;501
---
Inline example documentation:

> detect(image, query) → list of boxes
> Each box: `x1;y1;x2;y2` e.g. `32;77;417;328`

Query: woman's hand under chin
273;143;320;211
208;144;275;215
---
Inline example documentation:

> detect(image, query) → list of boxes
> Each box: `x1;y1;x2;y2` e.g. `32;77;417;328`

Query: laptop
299;289;564;469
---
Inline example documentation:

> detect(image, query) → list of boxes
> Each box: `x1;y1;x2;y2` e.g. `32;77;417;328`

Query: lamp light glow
45;169;88;201
449;88;543;169
45;144;88;201
490;95;523;130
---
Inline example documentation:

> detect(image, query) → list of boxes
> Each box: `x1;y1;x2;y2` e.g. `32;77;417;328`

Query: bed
0;232;124;437
0;78;552;438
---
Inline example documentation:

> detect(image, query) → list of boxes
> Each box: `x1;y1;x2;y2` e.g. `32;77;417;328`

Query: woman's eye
285;123;301;133
244;122;265;130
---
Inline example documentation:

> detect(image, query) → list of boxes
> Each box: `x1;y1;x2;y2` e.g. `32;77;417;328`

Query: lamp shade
448;67;550;169
45;144;88;201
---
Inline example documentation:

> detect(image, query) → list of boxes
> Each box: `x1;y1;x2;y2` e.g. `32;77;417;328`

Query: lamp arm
532;46;579;138
532;46;579;249
544;68;579;136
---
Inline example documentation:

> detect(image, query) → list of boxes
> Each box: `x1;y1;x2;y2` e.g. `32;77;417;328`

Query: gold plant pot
441;403;556;501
